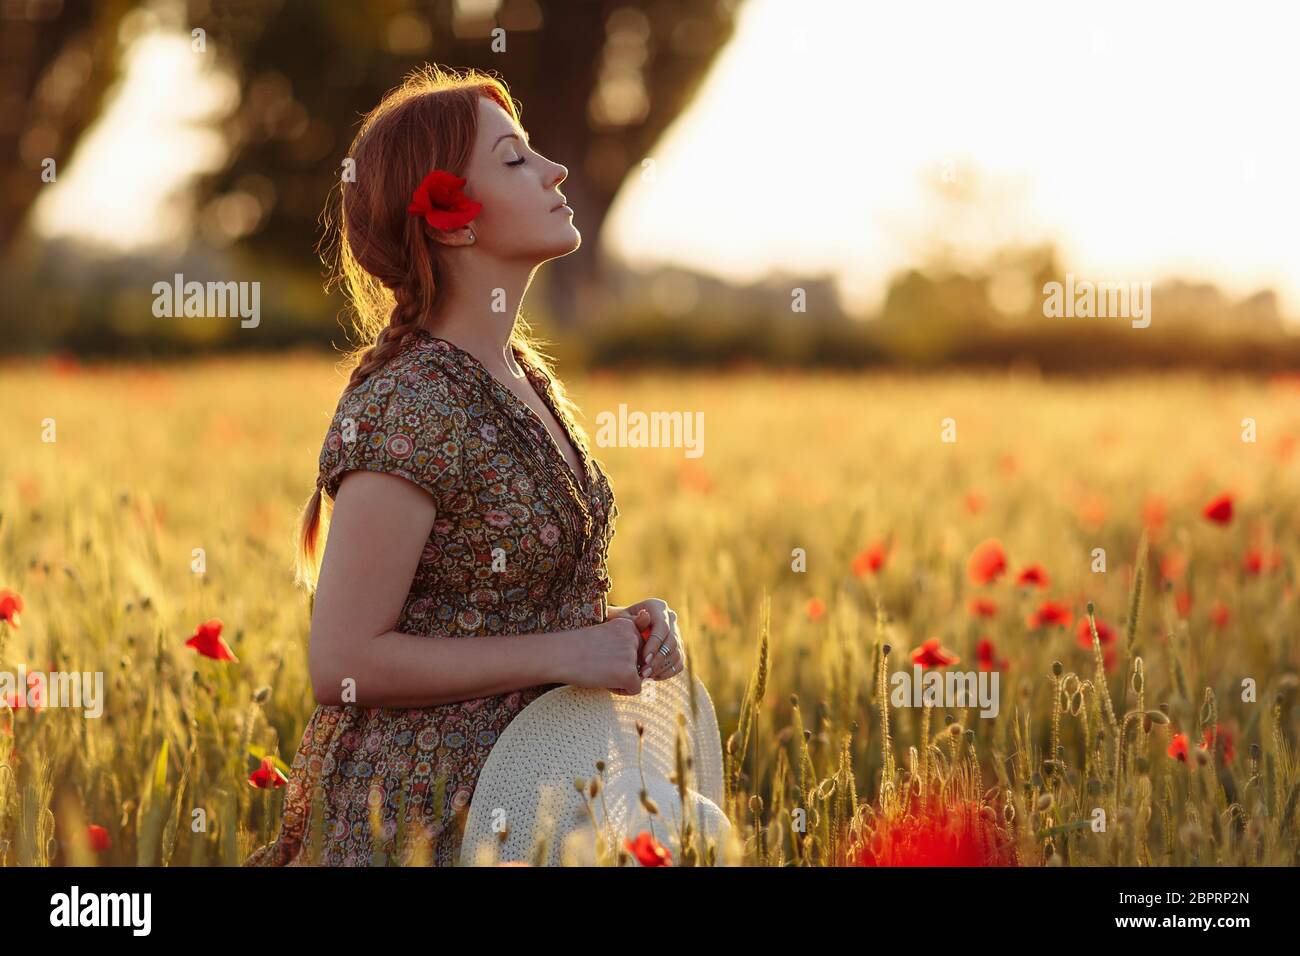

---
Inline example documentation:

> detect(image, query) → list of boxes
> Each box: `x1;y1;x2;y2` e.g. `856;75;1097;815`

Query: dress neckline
409;327;593;499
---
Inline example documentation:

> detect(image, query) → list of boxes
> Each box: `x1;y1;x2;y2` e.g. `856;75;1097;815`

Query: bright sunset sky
34;0;1300;320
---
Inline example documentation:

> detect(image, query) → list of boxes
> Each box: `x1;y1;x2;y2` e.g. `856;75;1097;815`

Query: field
1;354;1298;866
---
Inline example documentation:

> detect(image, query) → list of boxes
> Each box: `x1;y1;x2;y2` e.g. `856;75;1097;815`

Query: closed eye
507;156;526;166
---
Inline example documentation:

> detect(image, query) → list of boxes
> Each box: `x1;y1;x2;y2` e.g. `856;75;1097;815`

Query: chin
542;228;582;259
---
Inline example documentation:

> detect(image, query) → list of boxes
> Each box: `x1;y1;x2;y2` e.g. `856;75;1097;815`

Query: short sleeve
317;362;462;502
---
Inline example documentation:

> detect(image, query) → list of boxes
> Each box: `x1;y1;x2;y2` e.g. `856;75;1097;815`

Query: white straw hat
460;670;734;866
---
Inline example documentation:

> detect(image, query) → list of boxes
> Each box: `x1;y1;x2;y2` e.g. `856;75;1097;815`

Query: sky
33;15;236;251
33;0;1300;320
604;0;1300;318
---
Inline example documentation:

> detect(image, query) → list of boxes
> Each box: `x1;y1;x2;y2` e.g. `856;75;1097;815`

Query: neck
424;252;538;377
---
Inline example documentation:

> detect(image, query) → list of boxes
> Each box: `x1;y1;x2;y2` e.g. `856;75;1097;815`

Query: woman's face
452;97;579;262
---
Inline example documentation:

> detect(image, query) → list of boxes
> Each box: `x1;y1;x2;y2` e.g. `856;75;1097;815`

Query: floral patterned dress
243;328;618;866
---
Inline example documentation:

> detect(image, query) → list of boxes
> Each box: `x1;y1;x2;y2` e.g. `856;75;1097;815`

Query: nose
549;161;568;188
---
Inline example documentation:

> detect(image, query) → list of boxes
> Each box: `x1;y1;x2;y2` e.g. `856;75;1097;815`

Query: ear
429;223;475;248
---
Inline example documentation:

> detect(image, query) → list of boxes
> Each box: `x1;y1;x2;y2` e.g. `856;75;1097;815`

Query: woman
244;66;684;867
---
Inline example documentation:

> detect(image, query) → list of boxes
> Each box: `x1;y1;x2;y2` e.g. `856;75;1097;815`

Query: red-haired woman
244;66;683;867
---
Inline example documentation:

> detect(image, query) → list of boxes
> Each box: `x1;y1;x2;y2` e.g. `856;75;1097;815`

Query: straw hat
460;669;733;866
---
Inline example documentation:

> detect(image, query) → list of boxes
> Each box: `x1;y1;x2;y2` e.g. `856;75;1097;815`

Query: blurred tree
180;0;744;331
0;0;131;254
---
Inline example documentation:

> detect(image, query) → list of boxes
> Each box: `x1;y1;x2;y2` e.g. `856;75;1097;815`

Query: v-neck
410;327;592;499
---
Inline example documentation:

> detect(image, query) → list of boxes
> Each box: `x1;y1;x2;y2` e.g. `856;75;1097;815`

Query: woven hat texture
461;670;730;865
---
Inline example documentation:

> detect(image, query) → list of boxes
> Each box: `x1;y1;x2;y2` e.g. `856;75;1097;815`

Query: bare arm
309;469;597;708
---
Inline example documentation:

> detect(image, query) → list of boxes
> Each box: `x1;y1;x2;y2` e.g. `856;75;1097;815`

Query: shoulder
317;335;468;501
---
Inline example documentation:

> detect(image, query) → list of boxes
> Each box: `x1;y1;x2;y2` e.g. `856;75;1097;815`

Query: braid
345;282;425;391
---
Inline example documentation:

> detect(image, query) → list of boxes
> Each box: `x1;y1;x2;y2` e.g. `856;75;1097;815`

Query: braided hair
295;65;564;591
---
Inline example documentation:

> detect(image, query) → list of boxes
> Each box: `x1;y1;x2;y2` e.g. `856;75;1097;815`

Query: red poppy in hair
407;169;482;230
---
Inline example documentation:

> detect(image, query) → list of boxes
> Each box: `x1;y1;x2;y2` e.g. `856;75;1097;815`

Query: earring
467;229;475;242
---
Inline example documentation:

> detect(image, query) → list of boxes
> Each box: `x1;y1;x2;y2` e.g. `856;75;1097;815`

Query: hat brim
461;670;727;866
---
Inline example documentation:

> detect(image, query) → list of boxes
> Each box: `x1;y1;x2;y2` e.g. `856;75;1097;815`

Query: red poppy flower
624;831;672;867
911;637;959;669
4;668;44;712
968;597;997;618
851;539;889;577
1027;600;1072;630
1016;564;1050;589
1243;549;1282;575
87;824;112;853
1175;589;1192;618
855;800;1016;867
407;169;482;231
1167;732;1189;762
1158;549;1186;581
806;597;826;621
1076;616;1114;649
1142;494;1167;534
967;539;1007;586
1077;493;1108;528
0;589;22;628
975;637;1007;672
1202;492;1233;525
248;756;287;789
185;618;238;662
1209;600;1230;629
1200;724;1234;764
963;491;985;515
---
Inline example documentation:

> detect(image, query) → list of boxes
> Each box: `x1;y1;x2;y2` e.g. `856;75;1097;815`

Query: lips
550;197;570;212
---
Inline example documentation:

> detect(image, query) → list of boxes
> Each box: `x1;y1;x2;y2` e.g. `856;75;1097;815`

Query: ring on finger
658;642;673;657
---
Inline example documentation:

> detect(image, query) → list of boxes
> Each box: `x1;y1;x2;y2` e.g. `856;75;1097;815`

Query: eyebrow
493;131;530;148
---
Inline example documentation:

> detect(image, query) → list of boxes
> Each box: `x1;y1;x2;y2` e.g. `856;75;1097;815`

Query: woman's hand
567;616;643;696
606;598;684;681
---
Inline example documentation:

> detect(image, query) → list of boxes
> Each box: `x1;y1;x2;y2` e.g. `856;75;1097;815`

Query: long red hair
296;64;579;591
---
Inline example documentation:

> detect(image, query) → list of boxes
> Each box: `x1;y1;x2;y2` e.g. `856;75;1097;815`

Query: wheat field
1;354;1298;866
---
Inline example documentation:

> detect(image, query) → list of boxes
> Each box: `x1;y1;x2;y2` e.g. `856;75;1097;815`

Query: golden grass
1;355;1297;865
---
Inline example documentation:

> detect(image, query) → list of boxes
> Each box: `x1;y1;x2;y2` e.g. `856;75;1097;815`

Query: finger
652;645;682;679
652;651;683;681
634;609;653;665
650;610;682;677
639;610;672;674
